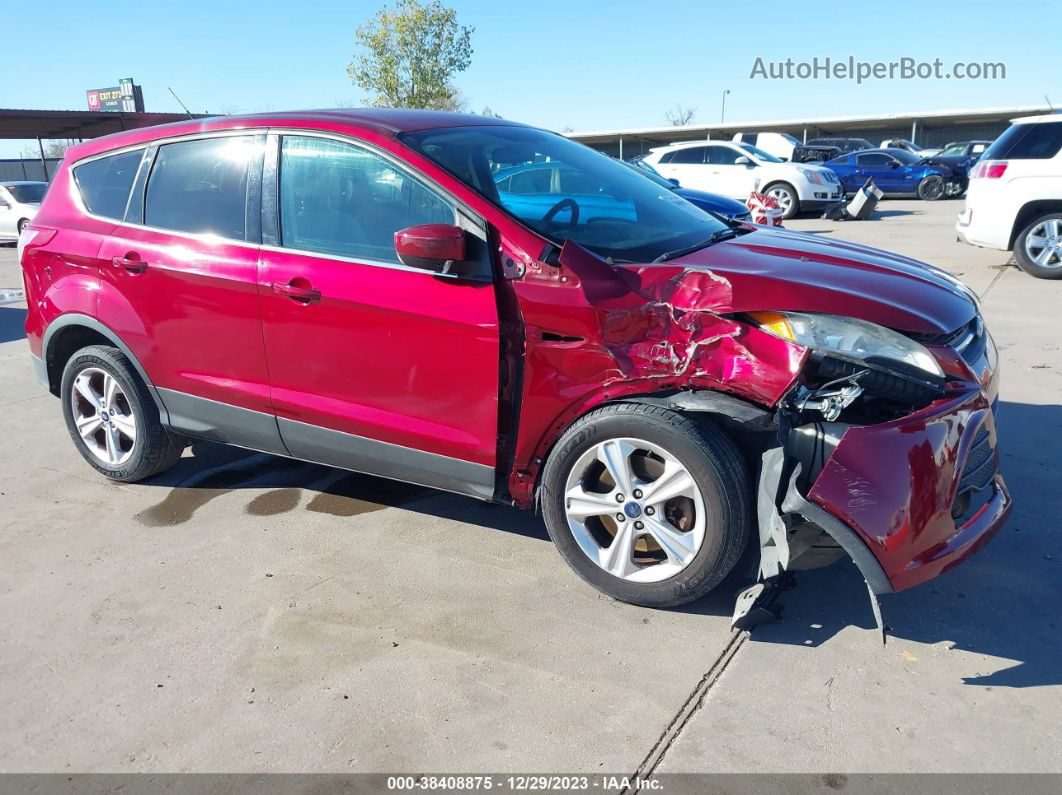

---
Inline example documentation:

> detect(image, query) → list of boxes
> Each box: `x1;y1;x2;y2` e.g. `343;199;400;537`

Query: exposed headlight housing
749;311;944;378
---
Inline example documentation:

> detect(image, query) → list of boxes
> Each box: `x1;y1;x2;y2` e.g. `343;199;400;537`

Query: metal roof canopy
0;108;211;140
568;104;1056;149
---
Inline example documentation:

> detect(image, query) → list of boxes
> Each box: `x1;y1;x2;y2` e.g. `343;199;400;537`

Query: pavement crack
620;628;748;793
979;262;1011;301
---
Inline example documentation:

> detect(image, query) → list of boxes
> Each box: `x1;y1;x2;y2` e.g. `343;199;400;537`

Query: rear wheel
1014;213;1062;279
61;345;184;482
764;182;799;219
917;175;945;201
16;218;29;235
540;403;751;607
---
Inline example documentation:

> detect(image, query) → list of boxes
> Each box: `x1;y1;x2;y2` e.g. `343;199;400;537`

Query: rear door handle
272;280;321;304
111;253;147;273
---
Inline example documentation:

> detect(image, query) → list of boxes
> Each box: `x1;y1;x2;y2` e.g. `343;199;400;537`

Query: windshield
400;125;730;262
623;160;675;190
5;183;47;204
735;143;784;163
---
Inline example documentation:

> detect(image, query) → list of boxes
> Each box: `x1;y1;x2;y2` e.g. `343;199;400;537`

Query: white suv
642;141;841;219
956;114;1062;279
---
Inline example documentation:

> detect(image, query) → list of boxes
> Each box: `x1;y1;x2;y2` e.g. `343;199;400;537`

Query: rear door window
670;146;708;164
707;146;741;165
72;149;144;220
278;135;455;264
145;136;257;240
984;122;1062;160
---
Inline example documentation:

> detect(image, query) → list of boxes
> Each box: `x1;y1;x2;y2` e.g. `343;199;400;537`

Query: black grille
910;315;987;368
958;426;996;495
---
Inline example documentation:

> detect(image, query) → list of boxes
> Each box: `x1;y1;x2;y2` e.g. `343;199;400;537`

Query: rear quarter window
985;122;1062;160
72;149;144;220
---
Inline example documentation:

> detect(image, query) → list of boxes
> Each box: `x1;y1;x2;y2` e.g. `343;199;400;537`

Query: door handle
272;279;321;304
112;252;147;273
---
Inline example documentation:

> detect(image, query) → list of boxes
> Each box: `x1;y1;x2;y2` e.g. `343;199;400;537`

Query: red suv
20;110;1009;615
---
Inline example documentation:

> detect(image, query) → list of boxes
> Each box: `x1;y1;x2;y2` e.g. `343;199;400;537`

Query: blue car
625;159;752;220
821;148;966;201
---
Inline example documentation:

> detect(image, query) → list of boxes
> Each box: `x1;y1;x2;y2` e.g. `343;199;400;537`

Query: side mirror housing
394;224;466;273
668;178;680;187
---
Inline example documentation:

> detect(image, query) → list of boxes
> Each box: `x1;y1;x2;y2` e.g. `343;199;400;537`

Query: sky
2;0;1053;158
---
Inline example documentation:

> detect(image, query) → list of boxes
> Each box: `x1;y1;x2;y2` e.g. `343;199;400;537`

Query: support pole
619;136;624;160
37;137;49;181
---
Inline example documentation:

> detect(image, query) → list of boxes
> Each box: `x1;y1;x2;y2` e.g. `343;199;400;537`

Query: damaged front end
735;314;1012;642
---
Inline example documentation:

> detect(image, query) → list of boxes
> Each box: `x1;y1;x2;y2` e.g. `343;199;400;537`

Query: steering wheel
541;198;580;228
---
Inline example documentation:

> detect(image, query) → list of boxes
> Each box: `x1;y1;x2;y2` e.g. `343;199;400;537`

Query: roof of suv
1011;113;1062;124
64;108;526;163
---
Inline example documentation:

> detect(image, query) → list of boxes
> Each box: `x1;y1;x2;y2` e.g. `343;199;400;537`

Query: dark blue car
625;159;751;220
821;148;966;201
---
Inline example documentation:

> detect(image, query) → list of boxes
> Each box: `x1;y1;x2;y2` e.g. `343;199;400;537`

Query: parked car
624;159;752;220
0;181;47;241
731;132;841;163
641;140;842;218
957;114;1062;279
880;138;941;158
933;140;993;174
806;137;874;156
822;148;966;200
21;110;1008;614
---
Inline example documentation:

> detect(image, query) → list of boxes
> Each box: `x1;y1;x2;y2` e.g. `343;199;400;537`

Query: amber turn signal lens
747;311;795;340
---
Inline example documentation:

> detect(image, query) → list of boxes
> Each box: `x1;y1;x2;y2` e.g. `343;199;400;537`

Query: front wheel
763;182;799;219
17;218;30;235
917;175;945;201
1014;213;1062;279
61;345;185;482
540;403;752;607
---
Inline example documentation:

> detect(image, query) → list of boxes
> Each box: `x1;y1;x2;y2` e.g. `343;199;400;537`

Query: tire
540;403;752;608
1013;212;1062;279
763;182;799;219
916;175;945;201
17;218;30;235
60;345;184;482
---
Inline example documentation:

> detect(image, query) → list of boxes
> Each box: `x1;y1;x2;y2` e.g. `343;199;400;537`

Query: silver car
0;181;48;241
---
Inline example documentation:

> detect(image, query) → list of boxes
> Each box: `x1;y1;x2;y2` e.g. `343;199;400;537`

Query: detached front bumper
805;387;1010;593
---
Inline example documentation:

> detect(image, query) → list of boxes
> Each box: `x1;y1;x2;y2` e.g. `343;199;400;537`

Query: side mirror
0;200;9;209
889;161;901;168
735;156;752;166
668;178;680;187
394;224;466;274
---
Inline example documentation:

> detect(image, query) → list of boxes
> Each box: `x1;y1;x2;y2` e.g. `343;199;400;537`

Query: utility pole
720;89;731;123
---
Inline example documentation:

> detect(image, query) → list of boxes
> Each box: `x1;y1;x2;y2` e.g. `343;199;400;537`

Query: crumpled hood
669;227;977;334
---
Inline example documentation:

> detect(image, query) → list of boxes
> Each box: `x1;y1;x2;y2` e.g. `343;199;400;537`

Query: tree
348;0;474;110
665;105;696;126
479;105;501;118
20;139;75;159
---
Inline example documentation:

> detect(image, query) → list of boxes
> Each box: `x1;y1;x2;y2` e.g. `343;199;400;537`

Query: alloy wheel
1024;218;1062;269
563;437;706;583
70;367;137;466
766;187;793;215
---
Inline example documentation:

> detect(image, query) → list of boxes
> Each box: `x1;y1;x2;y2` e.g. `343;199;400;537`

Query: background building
568;104;1055;158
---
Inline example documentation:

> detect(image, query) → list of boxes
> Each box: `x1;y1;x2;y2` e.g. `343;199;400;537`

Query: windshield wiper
652;228;738;263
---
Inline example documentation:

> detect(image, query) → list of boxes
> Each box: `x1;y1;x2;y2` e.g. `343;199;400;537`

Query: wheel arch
1008;200;1062;250
42;314;170;423
529;388;773;512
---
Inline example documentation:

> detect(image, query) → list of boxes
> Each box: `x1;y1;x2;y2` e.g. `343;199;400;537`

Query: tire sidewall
541;409;747;607
1014;213;1062;279
60;349;154;480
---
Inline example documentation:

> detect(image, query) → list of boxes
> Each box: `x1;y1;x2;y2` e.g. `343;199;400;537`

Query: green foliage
348;0;474;110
